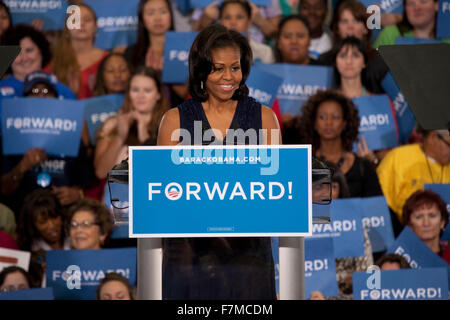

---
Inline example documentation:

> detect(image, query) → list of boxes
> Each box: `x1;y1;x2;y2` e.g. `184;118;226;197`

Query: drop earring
200;81;204;90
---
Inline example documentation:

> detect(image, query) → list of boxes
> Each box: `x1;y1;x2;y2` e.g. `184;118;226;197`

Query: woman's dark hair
274;14;311;63
0;24;51;74
17;189;65;251
66;198;114;247
96;272;135;300
375;253;411;269
188;23;252;102
331;0;372;46
219;0;252;19
0;266;32;288
398;0;438;36
297;89;360;153
323;160;351;198
332;36;369;89
402;190;449;232
132;0;174;66
0;1;12;29
93;52;133;96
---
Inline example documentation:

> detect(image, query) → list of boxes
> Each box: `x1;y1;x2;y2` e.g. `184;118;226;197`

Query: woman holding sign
157;24;280;299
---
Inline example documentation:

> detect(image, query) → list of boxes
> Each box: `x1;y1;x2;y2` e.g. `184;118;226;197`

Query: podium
108;146;331;300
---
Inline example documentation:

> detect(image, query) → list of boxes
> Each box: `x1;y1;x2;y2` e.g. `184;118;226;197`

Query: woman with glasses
67;198;113;250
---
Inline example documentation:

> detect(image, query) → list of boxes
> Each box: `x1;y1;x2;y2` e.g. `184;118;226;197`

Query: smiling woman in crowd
67;198;113;250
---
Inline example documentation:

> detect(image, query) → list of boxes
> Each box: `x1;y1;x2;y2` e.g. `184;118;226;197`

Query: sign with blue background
437;0;450;38
247;65;283;107
309;198;365;258
162;31;198;84
84;0;139;50
352;95;398;151
360;196;395;253
424;184;450;241
1;97;84;157
83;94;124;146
46;248;137;300
353;268;448;300
381;72;416;144
358;0;403;14
395;36;442;45
0;287;54;300
387;226;450;288
255;64;333;115
305;237;339;298
130;145;312;237
4;0;68;30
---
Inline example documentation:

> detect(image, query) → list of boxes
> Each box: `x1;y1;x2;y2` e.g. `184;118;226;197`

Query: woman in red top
48;3;108;99
403;190;450;264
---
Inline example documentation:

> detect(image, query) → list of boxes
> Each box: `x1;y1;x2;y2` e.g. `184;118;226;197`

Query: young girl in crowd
219;0;274;63
49;3;108;99
94;66;169;180
124;0;187;106
93;52;132;96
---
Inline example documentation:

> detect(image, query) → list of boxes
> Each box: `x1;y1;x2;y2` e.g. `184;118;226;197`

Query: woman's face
220;3;251;33
205;46;243;103
408;203;445;243
405;0;438;30
129;74;161;114
0;272;29;292
143;0;172;36
69;6;97;41
99;280;132;300
70;210;105;250
277;19;310;64
0;7;10;36
314;100;346;141
338;9;368;40
298;0;327;33
103;56;131;94
331;181;340;200
34;212;62;245
336;44;365;80
11;37;43;80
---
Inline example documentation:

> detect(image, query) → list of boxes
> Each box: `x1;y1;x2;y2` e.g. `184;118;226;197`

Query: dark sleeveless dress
162;97;276;300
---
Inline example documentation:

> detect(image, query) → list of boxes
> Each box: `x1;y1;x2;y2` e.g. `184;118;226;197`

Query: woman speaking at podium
157;24;281;299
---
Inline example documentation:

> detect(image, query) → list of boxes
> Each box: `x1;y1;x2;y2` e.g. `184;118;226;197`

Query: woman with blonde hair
48;3;108;99
94;66;169;179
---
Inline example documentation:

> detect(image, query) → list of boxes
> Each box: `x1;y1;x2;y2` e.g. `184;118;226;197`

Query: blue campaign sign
190;0;270;8
381;72;416;144
1;97;84;157
353;268;448;300
0;287;54;300
130;145;312;237
424;184;450;241
313;203;330;223
360;196;395;253
387;226;449;270
255;63;333;115
395;36;442;45
84;0;139;50
162;31;198;84
358;0;403;14
352;95;398;151
4;0;68;30
305;237;339;298
310;198;365;258
83;94;124;146
437;1;450;38
247;65;283;107
46;248;137;300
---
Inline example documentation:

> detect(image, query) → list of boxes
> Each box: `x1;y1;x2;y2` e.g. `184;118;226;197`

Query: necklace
317;150;345;168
